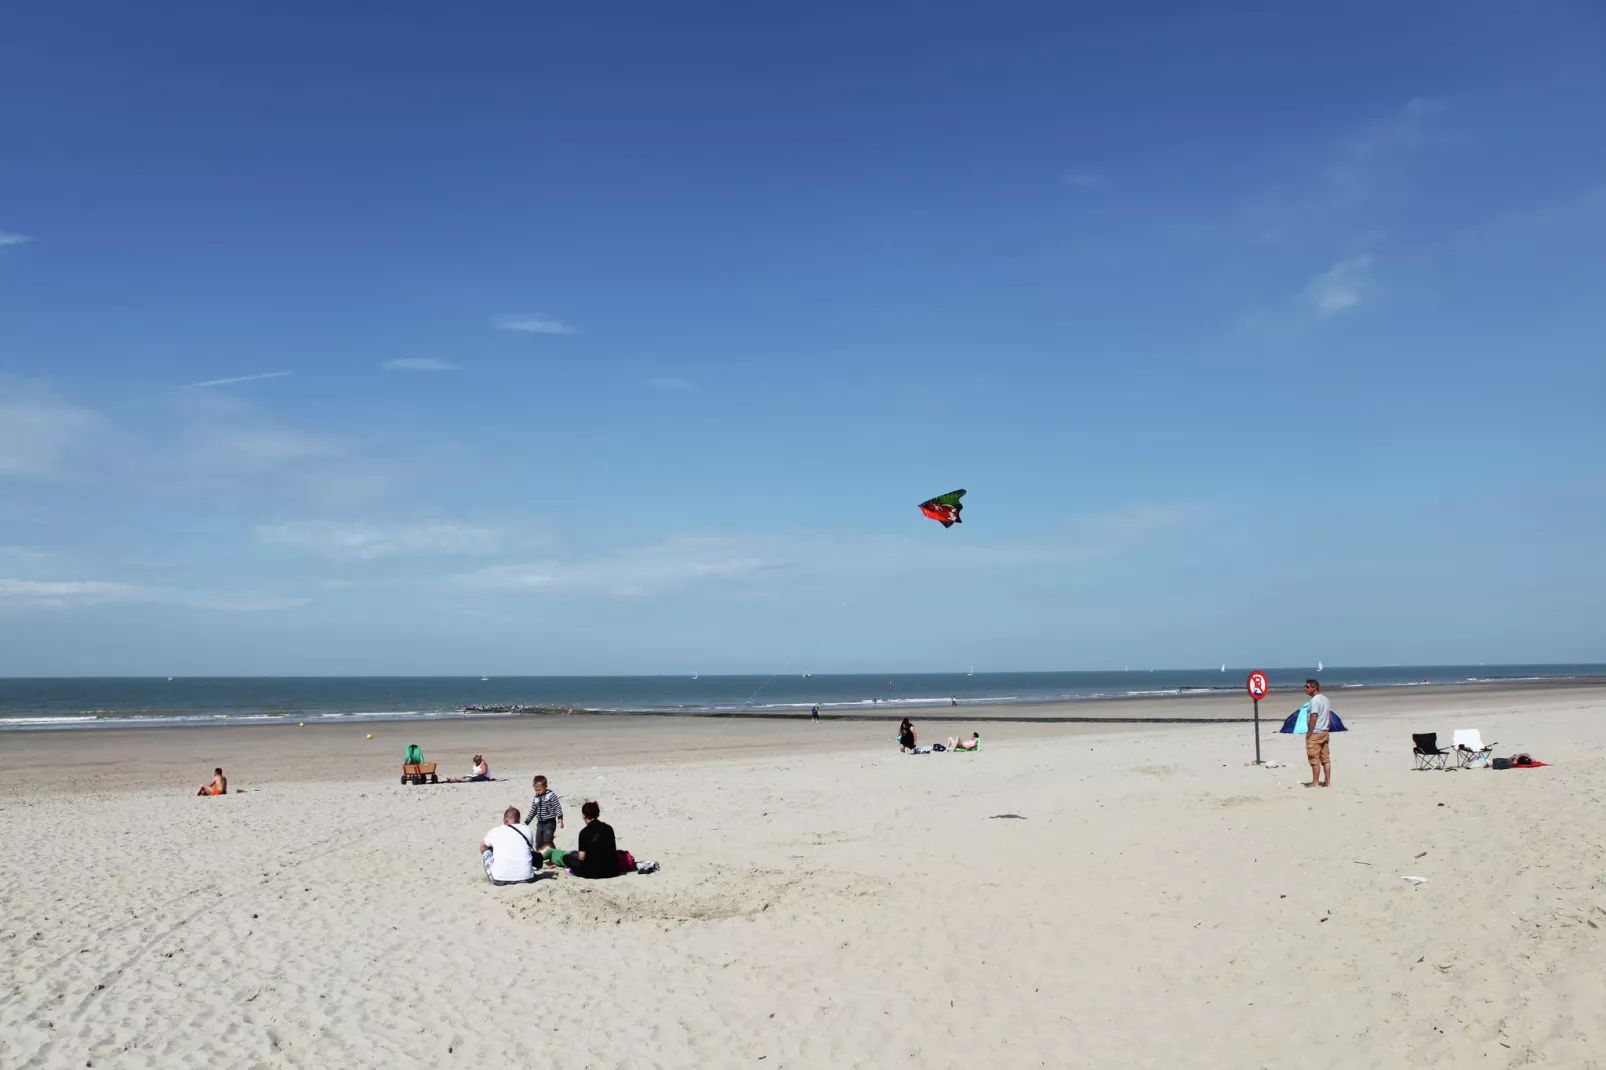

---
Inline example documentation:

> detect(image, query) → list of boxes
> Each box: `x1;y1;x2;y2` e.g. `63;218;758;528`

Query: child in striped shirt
523;775;564;849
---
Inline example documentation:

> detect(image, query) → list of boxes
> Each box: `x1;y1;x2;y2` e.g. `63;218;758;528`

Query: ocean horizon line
3;664;1604;732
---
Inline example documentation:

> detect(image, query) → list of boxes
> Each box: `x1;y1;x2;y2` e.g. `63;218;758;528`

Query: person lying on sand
447;755;494;783
948;732;980;751
196;767;228;796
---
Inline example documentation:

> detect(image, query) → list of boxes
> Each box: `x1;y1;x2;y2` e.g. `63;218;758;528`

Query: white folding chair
1452;728;1496;768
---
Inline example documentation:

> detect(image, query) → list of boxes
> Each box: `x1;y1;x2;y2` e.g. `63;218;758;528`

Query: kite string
729;587;863;715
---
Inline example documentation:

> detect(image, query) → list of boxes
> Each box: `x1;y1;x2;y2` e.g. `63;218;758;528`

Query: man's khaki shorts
1306;731;1331;765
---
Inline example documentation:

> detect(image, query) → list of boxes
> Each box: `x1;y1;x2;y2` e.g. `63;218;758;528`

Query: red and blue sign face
1246;672;1269;700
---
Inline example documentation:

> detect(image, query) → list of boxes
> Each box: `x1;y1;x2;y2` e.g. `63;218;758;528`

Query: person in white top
480;806;539;884
448;755;493;783
1303;679;1333;788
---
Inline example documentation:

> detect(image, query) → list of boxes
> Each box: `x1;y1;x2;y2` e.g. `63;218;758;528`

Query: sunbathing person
447;755;494;783
196;767;228;796
948;732;980;751
541;800;621;879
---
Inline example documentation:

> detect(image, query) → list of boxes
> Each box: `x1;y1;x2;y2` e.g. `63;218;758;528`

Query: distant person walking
811;705;820;723
1304;679;1332;788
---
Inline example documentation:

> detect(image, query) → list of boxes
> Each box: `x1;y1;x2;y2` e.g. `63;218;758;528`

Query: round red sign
1246;671;1269;700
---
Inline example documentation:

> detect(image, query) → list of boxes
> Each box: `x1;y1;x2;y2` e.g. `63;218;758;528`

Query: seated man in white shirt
479;806;541;885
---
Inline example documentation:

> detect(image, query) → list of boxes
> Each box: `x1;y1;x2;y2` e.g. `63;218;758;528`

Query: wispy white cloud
256;520;499;560
198;426;341;470
453;507;1205;599
0;386;96;477
455;535;784;597
187;371;292;389
1060;167;1104;189
1305;254;1375;317
493;313;575;335
0;231;31;248
0;578;147;605
1326;97;1443;203
1239;96;1444;264
0;577;310;612
383;358;459;371
179;592;312;612
150;403;399;506
641;377;701;393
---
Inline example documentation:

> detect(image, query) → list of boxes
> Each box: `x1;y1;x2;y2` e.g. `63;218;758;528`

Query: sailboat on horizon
1317;661;1323;673
967;665;974;676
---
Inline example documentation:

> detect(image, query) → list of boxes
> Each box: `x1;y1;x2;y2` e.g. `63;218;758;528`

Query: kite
918;488;965;528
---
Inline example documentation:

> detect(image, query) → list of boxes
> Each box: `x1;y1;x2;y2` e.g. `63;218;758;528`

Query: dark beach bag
616;850;636;873
1492;757;1512;770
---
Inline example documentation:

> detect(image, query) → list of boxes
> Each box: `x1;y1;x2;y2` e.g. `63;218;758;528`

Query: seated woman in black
544;799;621;879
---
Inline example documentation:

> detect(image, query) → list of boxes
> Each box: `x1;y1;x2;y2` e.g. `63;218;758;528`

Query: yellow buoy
299;722;305;727
366;733;373;739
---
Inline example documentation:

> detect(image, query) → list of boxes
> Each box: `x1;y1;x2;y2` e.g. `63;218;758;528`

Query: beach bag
1492;757;1512;770
404;744;424;764
616;850;636;873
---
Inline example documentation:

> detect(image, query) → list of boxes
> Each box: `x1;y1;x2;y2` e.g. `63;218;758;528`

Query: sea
1;665;1603;731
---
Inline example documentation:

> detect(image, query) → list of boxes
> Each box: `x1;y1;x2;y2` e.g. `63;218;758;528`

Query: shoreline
4;675;1603;732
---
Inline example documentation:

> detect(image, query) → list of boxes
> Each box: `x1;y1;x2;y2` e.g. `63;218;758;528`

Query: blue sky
2;1;1604;675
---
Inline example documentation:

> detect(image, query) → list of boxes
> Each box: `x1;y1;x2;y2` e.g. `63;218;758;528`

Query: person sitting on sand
480;806;541;885
447;755;493;783
948;732;980;751
541;800;621;879
196;767;227;796
898;718;916;753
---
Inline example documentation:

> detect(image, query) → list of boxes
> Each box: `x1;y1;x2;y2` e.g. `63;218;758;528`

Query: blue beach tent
1279;702;1348;734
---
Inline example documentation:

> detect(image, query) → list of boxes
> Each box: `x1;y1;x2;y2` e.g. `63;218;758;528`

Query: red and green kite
918;488;965;528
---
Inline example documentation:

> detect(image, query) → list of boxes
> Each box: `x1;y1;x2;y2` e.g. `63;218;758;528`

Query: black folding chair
1413;732;1451;771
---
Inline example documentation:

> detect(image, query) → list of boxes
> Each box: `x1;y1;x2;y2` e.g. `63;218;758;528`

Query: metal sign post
1247;671;1269;765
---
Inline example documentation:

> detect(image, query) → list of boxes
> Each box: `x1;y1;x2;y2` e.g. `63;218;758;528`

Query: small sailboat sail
967;665;974;676
1317;661;1323;673
1220;663;1226;672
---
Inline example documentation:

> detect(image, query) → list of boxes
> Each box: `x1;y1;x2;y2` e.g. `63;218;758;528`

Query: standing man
811;705;820;723
1304;678;1332;788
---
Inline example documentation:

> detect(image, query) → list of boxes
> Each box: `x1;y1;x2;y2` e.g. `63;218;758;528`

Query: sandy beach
3;683;1604;1069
